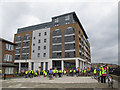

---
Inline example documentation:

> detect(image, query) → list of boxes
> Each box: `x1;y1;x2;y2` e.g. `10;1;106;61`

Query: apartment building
14;12;91;72
0;38;17;77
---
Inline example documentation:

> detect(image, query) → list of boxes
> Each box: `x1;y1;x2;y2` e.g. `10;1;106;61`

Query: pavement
0;75;119;89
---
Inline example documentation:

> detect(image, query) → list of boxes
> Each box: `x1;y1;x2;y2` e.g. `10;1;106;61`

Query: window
5;67;14;74
15;55;20;60
54;18;59;23
38;39;40;43
54;23;59;26
6;44;13;51
64;27;75;35
38;53;40;57
23;34;30;40
16;36;21;42
33;43;35;46
65;51;75;58
52;45;62;51
4;54;12;62
52;37;62;43
38;46;40;50
52;29;62;36
43;53;46;57
33;50;35;53
33;37;35;39
44;32;47;35
52;52;61;58
65;15;70;20
44;39;46;43
44;46;46;50
39;33;41;36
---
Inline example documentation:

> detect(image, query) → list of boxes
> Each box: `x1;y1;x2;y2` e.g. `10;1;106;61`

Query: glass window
52;29;61;36
15;55;20;60
65;15;70;20
65;43;75;50
44;39;46;43
54;18;59;23
33;37;35;39
43;53;46;57
52;37;62;43
52;45;62;51
33;50;35;53
65;51;75;58
52;52;62;58
38;39;40;43
64;27;75;35
44;46;46;50
4;55;12;62
23;34;30;40
65;35;75;42
5;67;14;74
6;44;13;51
44;32;47;35
39;33;41;36
16;36;21;42
38;46;40;50
38;53;40;57
33;43;35;46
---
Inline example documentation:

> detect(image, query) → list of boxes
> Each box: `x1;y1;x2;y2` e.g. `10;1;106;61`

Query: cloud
0;1;118;64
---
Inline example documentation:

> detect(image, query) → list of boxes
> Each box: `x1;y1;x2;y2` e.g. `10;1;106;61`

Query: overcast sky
0;0;118;64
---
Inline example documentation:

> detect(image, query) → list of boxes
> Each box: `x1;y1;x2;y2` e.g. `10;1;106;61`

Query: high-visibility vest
107;66;109;72
102;68;106;76
53;70;55;73
29;71;31;74
81;70;83;72
45;72;47;76
35;72;37;75
44;71;46;74
74;70;76;73
25;71;28;74
99;71;102;76
59;70;61;73
84;70;86;73
94;69;97;74
56;70;58;73
64;70;66;74
70;70;72;73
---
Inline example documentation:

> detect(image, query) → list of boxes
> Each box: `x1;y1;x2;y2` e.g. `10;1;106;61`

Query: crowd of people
16;64;110;83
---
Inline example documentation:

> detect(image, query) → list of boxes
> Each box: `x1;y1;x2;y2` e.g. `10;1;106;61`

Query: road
0;75;119;89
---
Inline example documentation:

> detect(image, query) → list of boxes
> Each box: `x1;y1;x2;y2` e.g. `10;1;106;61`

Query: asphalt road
0;75;119;90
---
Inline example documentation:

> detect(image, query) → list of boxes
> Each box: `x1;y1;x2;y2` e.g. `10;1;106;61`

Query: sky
0;0;119;64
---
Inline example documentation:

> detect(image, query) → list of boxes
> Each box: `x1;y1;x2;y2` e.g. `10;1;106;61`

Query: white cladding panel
31;28;50;60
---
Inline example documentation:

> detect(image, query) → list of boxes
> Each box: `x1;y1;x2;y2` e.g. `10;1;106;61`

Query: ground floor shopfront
14;58;91;72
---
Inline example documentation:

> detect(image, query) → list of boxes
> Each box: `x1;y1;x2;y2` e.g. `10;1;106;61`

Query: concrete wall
31;28;50;60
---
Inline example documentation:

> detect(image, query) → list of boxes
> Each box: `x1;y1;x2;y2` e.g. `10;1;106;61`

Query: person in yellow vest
53;69;55;77
80;69;83;76
43;70;46;77
25;70;28;78
87;67;90;76
58;69;62;77
55;69;58;77
73;69;76;76
45;71;47;77
34;72;38;77
94;68;97;77
98;66;102;83
70;69;72;76
83;68;87;76
64;70;66;75
106;64;110;77
101;65;107;83
31;70;34;78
